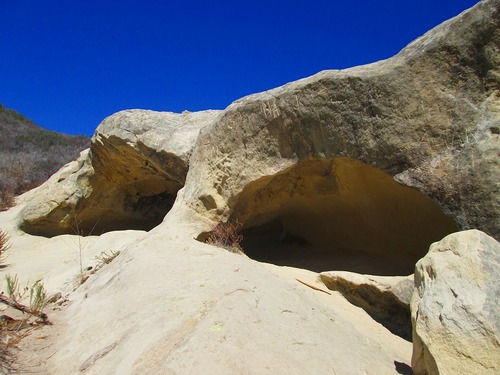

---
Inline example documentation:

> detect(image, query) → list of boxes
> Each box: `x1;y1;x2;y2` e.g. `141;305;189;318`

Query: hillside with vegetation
0;104;89;209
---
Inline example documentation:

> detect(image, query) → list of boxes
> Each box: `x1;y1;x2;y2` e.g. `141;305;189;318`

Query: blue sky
1;0;479;136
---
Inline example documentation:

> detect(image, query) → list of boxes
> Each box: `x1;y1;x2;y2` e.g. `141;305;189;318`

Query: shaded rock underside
231;158;458;275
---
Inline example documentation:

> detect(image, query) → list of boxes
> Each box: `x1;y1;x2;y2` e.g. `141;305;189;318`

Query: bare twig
295;279;332;295
0;294;51;325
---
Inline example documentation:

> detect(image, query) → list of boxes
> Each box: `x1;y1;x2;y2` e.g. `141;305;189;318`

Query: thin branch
295;279;332;295
0;294;51;325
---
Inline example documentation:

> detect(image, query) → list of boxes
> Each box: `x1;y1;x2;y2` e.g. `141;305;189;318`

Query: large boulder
19;109;221;236
18;149;94;235
411;230;500;375
184;0;499;266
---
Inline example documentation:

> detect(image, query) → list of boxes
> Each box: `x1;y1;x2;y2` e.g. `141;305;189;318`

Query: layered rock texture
185;0;499;245
20;110;221;236
2;1;499;374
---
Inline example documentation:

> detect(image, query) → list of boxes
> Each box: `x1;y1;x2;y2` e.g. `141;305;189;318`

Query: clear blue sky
1;0;479;136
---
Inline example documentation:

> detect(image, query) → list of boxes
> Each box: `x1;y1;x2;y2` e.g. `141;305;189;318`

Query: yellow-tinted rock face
231;158;458;275
19;0;499;246
185;0;499;241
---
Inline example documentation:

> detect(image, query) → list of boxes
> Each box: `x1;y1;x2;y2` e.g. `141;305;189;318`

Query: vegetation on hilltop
0;104;90;209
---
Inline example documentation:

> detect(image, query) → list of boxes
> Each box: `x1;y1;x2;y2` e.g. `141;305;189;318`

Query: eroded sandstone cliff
4;2;499;374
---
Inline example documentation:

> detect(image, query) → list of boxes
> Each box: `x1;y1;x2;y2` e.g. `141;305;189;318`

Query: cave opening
86;190;178;234
19;140;189;237
73;176;182;236
74;141;188;236
230;158;458;276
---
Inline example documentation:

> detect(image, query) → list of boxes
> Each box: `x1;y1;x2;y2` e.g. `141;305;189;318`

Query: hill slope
0;104;89;208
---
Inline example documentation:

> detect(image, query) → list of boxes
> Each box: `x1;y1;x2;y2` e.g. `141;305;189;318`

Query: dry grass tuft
0;318;32;374
0;190;15;212
206;221;244;254
94;250;121;266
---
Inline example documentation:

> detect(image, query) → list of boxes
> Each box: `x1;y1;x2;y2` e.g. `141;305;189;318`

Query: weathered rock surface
19;109;221;236
0;203;147;296
1;198;413;375
1;2;498;375
411;230;500;375
320;271;414;340
185;0;499;249
18;149;94;235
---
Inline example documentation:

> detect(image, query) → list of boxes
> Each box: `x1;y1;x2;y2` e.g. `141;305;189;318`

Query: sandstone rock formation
184;0;499;272
18;149;94;235
320;271;414;340
411;230;500;375
1;201;413;375
231;158;458;275
2;1;499;374
19;1;499;274
19;109;221;236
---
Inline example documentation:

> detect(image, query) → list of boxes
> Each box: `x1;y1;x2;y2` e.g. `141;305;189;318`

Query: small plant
29;281;47;316
71;210;101;285
206;220;244;254
5;274;23;302
1;275;50;324
1;276;49;373
72;215;86;285
0;230;10;267
94;250;121;266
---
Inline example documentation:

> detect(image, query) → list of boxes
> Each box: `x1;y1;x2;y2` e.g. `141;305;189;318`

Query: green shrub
29;281;48;316
1;274;49;372
3;275;49;322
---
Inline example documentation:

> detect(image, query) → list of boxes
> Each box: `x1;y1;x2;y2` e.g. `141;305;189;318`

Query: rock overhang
184;0;499;241
19;109;222;236
226;157;459;275
16;0;500;248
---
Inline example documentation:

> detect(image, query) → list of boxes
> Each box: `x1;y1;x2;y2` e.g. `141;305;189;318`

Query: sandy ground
4;262;412;374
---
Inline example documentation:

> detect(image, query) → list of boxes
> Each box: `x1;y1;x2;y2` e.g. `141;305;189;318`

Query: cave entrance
231;158;458;276
72;175;182;236
19;140;188;237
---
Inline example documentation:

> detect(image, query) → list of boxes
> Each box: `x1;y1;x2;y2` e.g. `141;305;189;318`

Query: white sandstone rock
411;230;500;375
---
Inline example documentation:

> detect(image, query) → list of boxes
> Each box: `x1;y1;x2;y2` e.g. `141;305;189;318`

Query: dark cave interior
230;158;458;276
